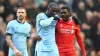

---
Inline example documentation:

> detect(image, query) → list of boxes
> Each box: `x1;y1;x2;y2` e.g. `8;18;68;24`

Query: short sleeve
6;21;14;35
27;25;31;39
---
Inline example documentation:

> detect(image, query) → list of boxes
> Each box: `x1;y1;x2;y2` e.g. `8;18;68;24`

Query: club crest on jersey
71;25;74;34
60;24;63;27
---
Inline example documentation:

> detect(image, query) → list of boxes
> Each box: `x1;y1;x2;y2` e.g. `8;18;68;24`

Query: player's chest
13;24;29;33
56;23;75;34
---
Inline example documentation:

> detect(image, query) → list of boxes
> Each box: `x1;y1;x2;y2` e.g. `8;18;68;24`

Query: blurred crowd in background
0;0;100;56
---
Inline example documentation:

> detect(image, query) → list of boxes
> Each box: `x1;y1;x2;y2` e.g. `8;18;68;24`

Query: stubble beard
19;16;24;20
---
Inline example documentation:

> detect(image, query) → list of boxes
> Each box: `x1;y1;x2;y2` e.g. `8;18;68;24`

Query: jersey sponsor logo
60;28;74;34
15;31;27;37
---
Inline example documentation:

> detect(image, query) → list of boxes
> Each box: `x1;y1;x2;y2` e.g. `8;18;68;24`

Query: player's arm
27;25;32;51
37;14;54;27
6;34;17;50
6;22;22;56
27;36;31;56
75;25;86;56
6;34;22;56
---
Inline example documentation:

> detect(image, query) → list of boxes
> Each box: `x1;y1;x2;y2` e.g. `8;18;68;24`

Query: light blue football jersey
6;20;31;56
36;13;58;52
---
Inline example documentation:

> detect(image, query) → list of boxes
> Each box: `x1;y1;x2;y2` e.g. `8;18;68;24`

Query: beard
19;16;24;20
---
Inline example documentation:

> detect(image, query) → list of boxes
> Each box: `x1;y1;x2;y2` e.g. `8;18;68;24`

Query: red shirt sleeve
75;25;86;56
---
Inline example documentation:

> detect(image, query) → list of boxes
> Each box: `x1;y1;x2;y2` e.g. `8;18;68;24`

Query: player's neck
17;19;25;24
63;17;70;22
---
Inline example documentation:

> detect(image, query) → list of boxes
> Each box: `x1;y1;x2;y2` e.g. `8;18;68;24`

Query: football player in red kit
55;6;86;56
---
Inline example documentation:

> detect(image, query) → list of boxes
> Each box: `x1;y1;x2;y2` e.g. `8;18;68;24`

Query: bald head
47;2;58;9
46;2;59;16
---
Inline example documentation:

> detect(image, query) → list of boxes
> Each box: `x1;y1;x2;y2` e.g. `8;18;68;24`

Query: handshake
53;15;60;22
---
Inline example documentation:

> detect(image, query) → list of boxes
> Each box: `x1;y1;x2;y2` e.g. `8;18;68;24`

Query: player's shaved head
47;2;58;9
46;2;59;16
60;5;71;21
61;5;70;12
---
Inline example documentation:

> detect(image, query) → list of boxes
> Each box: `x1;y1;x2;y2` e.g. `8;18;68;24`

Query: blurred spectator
38;0;48;12
35;0;43;7
81;10;93;38
85;0;98;11
72;0;85;12
0;4;5;21
5;13;14;24
0;5;4;15
92;22;100;56
0;16;6;56
89;50;96;56
76;1;86;23
56;0;68;9
0;51;4;56
30;28;37;56
88;11;100;56
94;0;100;12
26;3;39;27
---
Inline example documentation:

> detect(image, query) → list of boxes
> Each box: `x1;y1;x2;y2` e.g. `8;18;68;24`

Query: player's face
60;9;70;20
17;9;26;20
49;8;58;16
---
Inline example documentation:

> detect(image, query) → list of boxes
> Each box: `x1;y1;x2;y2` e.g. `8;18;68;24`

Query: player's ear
16;11;18;17
24;12;27;16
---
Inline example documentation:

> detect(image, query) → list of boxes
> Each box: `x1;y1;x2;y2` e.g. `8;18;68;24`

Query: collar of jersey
61;18;73;24
16;19;25;24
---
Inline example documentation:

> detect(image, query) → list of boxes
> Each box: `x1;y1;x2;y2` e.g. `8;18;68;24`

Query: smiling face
17;8;26;20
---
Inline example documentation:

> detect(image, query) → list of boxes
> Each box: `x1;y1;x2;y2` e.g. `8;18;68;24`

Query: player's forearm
6;35;17;50
40;17;54;27
27;39;31;50
76;35;86;55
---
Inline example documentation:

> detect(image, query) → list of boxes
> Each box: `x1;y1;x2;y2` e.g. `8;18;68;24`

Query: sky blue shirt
6;20;31;55
36;13;58;51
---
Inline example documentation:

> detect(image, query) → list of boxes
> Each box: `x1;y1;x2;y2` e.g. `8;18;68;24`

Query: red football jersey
55;18;81;52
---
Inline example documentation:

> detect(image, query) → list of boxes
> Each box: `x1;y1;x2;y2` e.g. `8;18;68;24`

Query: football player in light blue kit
35;2;59;56
6;7;31;56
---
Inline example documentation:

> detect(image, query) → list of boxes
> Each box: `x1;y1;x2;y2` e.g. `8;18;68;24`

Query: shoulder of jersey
37;13;44;16
25;22;31;26
8;20;16;24
71;16;80;25
58;18;63;23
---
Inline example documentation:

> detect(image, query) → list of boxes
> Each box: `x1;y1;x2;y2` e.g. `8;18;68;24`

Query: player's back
36;13;58;51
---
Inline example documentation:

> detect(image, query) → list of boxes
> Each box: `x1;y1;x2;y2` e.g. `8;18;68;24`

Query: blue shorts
8;49;28;56
35;51;59;56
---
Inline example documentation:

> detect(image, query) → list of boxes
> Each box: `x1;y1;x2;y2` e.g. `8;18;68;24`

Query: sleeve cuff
6;33;12;36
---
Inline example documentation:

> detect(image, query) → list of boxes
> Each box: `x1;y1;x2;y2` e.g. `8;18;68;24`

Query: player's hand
14;49;22;56
34;36;42;41
54;15;60;22
83;54;86;56
83;52;86;56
